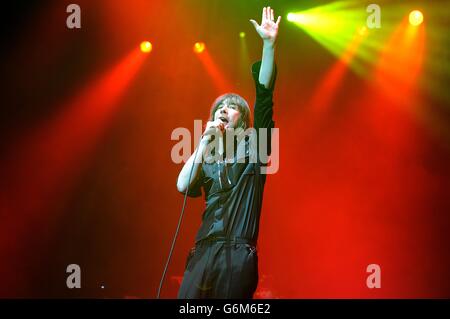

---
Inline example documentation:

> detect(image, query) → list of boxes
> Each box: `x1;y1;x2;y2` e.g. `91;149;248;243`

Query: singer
176;7;281;299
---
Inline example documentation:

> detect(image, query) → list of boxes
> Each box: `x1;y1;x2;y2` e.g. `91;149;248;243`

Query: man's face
214;100;241;130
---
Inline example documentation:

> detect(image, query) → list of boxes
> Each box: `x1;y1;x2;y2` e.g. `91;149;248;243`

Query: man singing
177;6;280;299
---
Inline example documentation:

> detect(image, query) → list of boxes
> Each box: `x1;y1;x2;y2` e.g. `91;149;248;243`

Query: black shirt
185;60;276;244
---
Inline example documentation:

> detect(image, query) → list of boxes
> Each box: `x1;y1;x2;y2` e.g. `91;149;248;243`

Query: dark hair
209;93;251;130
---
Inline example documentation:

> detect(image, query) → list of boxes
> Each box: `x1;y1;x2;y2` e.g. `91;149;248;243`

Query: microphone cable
156;136;203;298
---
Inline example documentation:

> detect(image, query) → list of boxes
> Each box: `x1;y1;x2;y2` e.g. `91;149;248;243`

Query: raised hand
250;6;281;45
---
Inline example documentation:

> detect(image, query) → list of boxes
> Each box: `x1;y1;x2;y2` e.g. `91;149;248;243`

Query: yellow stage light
193;42;206;53
140;41;152;53
409;10;423;26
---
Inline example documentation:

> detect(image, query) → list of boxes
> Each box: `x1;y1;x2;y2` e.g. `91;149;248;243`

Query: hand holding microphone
202;119;225;140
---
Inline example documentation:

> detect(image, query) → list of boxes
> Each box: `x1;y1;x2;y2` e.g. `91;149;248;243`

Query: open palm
250;7;281;44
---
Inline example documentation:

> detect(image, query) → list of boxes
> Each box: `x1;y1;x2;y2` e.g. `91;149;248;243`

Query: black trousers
177;238;258;299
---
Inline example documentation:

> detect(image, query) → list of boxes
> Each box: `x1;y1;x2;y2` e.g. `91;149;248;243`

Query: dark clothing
177;238;258;299
178;61;276;299
187;60;276;244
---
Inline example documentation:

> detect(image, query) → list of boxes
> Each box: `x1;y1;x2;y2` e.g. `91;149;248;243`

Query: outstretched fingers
249;19;259;29
276;15;281;26
253;7;280;33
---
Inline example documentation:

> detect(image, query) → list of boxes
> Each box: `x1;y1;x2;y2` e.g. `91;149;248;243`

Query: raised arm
250;7;281;89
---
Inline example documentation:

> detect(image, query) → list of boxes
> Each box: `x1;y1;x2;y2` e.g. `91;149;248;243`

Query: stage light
193;42;205;54
287;13;307;24
287;13;294;22
239;32;246;39
140;41;152;53
287;1;380;74
287;12;304;23
409;10;423;26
